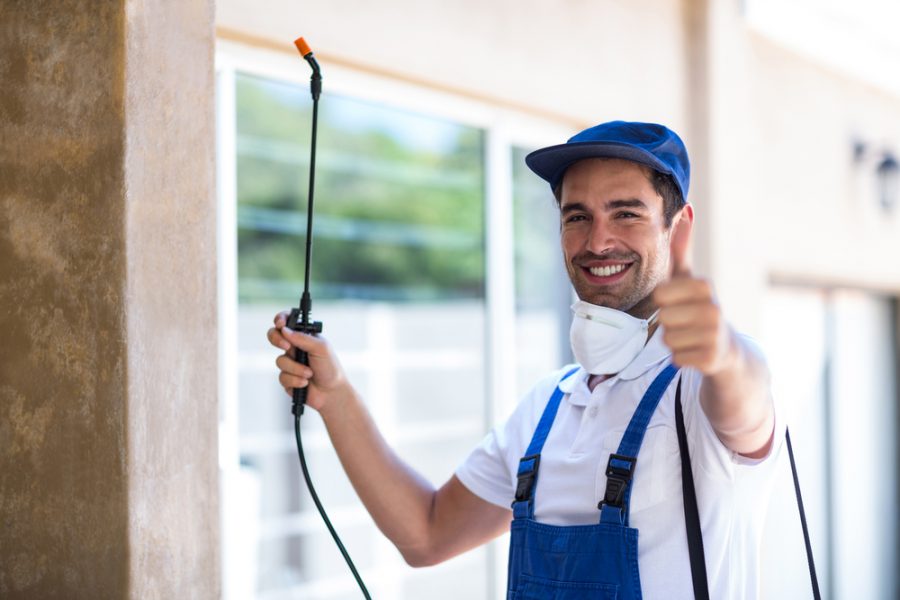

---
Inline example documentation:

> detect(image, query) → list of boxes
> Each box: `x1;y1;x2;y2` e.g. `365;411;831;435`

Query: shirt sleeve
455;367;569;509
454;422;517;509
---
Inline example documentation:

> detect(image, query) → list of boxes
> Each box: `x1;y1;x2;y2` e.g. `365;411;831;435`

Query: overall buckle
598;454;637;509
513;454;541;503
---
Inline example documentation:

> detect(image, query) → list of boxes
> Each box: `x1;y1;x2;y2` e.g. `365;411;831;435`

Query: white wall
705;0;900;334
216;0;690;131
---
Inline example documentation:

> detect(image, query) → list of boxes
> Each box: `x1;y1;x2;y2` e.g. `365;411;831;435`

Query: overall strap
786;428;822;600
600;363;680;525
675;377;709;600
512;366;580;519
677;385;822;600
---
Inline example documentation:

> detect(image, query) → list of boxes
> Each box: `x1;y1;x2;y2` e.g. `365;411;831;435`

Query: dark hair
649;169;686;227
552;164;686;227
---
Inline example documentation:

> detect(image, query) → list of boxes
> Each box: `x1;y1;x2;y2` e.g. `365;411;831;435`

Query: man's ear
673;202;694;229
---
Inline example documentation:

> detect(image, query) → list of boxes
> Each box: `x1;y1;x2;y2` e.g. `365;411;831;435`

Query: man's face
559;158;677;318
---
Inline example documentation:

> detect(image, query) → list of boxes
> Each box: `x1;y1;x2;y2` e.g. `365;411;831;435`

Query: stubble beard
568;254;667;319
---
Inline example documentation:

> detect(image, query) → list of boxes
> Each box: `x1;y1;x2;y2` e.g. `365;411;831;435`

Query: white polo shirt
455;327;784;600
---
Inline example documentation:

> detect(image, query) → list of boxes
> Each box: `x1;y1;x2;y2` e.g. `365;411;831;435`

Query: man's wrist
317;380;357;422
708;326;742;378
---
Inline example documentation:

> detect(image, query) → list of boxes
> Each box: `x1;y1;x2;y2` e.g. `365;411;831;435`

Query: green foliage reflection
235;73;486;303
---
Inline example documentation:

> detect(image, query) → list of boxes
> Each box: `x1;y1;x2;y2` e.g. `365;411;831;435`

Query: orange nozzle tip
294;37;312;57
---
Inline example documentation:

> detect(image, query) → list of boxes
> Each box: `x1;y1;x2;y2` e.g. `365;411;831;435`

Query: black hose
294;415;372;599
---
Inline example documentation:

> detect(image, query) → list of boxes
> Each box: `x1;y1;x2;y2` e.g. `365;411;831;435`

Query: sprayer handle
292;348;311;416
286;308;324;417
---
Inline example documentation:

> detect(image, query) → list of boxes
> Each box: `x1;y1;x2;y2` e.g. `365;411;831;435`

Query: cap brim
525;141;677;191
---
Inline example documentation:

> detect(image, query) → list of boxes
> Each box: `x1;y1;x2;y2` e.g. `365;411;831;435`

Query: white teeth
589;264;626;277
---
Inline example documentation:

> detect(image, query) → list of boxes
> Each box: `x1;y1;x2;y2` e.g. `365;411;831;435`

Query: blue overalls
507;363;680;600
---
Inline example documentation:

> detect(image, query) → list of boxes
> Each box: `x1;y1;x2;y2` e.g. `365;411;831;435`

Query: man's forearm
271;319;509;565
315;382;440;562
700;330;775;458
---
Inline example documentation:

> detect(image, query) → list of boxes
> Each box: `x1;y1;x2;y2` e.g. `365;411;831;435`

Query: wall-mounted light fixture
875;153;898;213
852;140;899;215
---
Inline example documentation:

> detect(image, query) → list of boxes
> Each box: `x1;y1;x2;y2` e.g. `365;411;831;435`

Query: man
267;121;781;599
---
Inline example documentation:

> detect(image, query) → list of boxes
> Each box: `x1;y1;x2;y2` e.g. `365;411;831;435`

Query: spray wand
287;36;324;416
290;36;371;599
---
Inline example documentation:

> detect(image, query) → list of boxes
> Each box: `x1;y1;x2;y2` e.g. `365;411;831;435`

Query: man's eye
616;212;639;219
565;214;588;223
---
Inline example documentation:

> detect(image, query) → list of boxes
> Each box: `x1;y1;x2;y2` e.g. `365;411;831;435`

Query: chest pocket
513;574;619;600
597;424;680;515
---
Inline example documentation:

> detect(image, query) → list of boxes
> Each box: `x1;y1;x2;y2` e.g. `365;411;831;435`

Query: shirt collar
558;326;672;403
617;325;671;380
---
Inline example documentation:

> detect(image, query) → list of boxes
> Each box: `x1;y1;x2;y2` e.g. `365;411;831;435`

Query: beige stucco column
0;2;219;598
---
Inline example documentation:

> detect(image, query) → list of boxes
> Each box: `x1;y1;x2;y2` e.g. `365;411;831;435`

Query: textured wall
0;2;130;596
122;0;219;597
0;1;218;597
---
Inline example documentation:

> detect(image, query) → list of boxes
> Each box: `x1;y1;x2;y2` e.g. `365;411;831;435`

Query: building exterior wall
215;0;690;131
0;2;219;597
0;3;131;596
706;0;900;333
123;1;220;598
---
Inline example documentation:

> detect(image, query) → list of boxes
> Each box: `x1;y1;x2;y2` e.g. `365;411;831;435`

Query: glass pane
829;290;897;600
236;73;485;304
759;287;830;599
760;287;899;600
232;72;488;599
511;146;572;398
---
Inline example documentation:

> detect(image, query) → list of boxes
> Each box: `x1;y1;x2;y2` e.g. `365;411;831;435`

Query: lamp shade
876;153;899;213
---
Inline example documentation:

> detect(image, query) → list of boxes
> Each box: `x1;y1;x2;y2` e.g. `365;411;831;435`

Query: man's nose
586;219;615;254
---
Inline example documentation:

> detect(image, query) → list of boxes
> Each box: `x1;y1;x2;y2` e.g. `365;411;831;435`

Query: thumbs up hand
652;207;738;376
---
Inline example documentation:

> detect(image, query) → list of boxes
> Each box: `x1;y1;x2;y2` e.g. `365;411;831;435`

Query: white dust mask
569;300;659;375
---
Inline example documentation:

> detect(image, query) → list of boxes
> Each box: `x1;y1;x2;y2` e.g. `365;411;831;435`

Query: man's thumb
669;212;693;278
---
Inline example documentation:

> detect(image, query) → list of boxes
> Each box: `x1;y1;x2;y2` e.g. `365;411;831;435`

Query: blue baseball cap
525;120;691;200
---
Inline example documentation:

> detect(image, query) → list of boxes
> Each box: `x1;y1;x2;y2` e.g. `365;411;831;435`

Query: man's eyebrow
560;202;589;215
560;199;649;214
606;198;648;210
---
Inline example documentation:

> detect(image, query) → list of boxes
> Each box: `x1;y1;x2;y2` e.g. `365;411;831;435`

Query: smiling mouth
588;264;628;277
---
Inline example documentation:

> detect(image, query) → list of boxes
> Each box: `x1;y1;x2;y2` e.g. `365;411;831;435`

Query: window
217;43;575;600
235;73;486;304
511;146;573;398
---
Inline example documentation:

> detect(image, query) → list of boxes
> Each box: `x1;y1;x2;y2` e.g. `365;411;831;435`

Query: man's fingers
268;311;293;351
654;277;713;306
281;326;325;353
669;208;693;279
267;327;292;351
662;326;719;351
273;310;290;327
670;347;718;370
275;354;313;378
279;371;310;390
658;303;721;329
